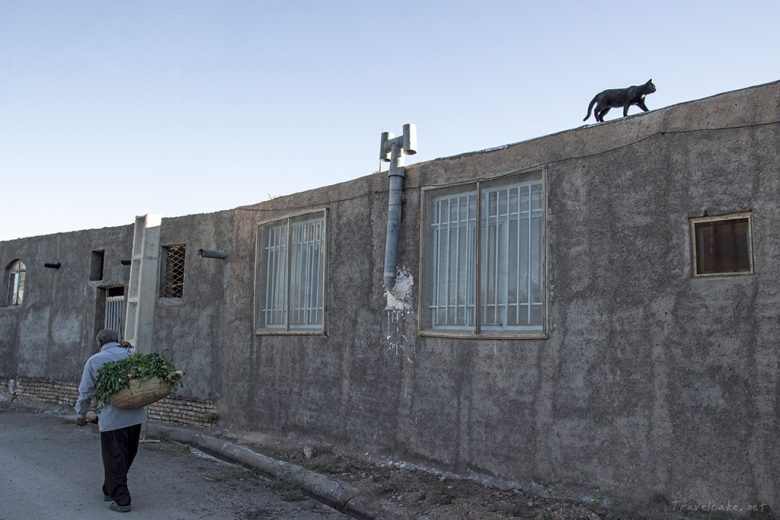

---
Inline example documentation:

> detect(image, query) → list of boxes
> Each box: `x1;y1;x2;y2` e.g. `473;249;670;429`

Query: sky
1;0;778;241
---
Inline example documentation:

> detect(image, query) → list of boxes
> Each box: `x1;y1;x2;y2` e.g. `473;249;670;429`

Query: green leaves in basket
94;353;181;407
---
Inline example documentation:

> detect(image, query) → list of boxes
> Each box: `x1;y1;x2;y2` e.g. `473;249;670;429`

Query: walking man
75;329;146;513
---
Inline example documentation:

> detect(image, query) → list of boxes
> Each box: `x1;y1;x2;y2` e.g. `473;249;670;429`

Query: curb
148;424;410;520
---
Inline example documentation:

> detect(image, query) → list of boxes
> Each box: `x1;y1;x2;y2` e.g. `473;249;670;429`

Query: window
161;245;186;298
255;210;327;333
691;212;753;276
5;259;26;306
420;172;545;336
90;250;105;281
105;287;125;337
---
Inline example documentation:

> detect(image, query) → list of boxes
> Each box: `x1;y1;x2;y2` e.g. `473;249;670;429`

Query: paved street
0;408;349;520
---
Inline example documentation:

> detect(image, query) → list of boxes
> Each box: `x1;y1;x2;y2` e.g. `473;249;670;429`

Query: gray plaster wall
0;226;133;380
150;210;234;402
540;92;779;508
214;81;780;511
1;80;778;513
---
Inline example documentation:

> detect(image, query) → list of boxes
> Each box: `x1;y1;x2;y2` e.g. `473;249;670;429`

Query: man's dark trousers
101;424;142;506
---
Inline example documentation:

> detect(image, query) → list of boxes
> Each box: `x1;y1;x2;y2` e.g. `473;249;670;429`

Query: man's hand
76;416;88;427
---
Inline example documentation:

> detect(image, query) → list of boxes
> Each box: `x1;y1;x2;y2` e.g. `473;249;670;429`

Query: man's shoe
109;502;131;513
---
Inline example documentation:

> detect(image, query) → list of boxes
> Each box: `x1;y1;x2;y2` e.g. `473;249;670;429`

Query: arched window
6;260;26;306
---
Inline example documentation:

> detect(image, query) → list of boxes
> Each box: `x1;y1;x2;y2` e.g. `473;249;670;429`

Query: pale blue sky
1;0;778;241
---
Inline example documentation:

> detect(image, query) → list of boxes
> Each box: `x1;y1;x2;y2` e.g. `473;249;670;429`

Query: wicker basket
110;371;183;409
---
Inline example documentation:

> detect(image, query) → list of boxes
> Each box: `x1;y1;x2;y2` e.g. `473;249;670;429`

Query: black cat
583;79;656;122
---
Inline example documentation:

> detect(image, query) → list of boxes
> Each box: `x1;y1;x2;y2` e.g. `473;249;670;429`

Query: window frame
418;170;548;339
90;250;105;282
5;259;26;307
253;208;329;336
690;211;754;278
160;244;187;298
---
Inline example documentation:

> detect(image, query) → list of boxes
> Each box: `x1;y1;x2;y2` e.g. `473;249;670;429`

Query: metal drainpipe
384;142;405;289
380;124;417;290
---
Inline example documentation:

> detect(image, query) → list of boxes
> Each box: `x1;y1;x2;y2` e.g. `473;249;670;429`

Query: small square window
161;245;186;298
691;213;753;276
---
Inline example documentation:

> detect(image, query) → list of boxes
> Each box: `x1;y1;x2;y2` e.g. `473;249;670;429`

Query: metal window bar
430;192;476;329
516;186;522;326
289;219;324;328
292;224;303;326
262;216;324;330
290;221;304;326
443;199;450;324
163;245;186;298
312;220;324;324
430;179;542;332
105;296;125;339
480;187;509;328
480;181;543;331
530;183;543;324
264;224;287;328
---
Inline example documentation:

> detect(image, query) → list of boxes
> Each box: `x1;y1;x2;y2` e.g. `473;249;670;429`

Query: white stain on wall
385;266;414;311
384;266;414;355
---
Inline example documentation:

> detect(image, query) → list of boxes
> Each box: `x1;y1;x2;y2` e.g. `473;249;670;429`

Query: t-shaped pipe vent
380;123;417;162
380;123;418;290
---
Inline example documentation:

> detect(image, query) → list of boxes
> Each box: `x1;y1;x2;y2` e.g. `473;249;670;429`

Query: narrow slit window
162;245;186;298
5;259;26;306
90;250;105;281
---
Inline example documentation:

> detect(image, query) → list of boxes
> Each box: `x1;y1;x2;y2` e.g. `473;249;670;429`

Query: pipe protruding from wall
402;123;417;155
44;262;61;269
380;123;417;290
198;249;228;259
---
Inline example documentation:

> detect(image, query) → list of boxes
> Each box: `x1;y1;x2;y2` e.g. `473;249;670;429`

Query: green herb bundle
94;352;180;406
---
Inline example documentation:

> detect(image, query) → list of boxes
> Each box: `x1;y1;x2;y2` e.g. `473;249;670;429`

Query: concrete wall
1;80;778;514
150;210;234;402
0;218;225;427
0;226;133;380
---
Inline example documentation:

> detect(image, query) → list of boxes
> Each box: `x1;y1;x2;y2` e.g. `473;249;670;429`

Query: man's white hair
96;329;119;346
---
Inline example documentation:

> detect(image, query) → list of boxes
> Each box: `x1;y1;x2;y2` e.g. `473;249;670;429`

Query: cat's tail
583;97;597;121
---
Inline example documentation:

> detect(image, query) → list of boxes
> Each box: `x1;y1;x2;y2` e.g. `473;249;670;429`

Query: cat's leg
637;100;649;112
596;107;610;122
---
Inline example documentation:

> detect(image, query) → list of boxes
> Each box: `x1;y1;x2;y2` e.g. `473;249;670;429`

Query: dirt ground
240;438;647;520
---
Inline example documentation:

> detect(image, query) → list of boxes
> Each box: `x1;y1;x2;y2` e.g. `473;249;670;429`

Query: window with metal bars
691;212;753;276
255;210;327;333
161;245;186;298
420;172;545;336
5;259;26;306
105;289;125;339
